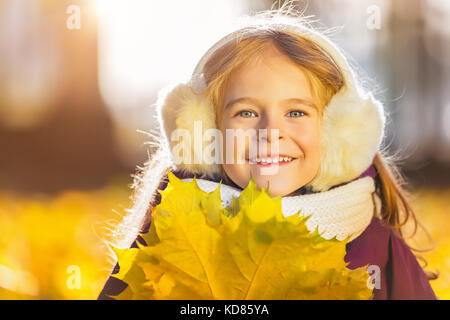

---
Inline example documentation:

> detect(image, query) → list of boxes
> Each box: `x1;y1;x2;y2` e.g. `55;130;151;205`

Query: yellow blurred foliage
407;189;450;300
0;179;448;300
0;176;131;299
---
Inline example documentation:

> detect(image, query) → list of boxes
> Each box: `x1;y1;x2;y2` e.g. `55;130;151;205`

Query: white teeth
249;156;293;163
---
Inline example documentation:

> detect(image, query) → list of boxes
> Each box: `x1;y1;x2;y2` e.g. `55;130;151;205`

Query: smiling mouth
247;155;297;165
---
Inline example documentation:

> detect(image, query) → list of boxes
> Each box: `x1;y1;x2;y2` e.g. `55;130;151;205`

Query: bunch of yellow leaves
111;171;372;300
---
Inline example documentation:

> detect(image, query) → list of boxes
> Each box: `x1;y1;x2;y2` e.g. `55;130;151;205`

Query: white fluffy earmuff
155;20;386;192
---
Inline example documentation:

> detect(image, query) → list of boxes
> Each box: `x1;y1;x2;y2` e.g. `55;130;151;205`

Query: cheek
222;159;251;190
221;118;254;157
291;121;321;154
220;119;254;189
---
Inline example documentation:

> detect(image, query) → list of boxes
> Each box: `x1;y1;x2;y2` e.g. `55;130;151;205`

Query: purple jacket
345;216;436;299
97;168;437;300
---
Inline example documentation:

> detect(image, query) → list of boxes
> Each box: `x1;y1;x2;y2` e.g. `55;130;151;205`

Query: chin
252;177;299;197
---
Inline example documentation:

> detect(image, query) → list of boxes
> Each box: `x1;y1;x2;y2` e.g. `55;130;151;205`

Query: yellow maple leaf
111;170;373;300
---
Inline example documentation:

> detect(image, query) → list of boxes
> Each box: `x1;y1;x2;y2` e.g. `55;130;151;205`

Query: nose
258;110;285;142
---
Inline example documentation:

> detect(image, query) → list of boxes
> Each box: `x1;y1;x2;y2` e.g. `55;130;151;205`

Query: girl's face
220;45;321;197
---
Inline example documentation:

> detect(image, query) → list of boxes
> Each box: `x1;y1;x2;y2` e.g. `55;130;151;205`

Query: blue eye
287;110;306;118
238;110;256;118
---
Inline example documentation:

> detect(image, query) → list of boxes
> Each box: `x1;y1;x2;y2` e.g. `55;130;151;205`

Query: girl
98;8;437;300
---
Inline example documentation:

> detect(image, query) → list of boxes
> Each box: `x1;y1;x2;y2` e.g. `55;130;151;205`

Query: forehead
225;46;313;102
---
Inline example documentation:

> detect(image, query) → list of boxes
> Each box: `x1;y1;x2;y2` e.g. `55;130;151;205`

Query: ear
155;82;221;178
306;88;385;191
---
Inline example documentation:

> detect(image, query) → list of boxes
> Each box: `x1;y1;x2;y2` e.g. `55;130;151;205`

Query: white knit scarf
181;176;378;242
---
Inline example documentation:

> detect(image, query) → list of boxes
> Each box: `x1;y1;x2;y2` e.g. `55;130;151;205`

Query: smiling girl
218;43;322;196
98;8;437;300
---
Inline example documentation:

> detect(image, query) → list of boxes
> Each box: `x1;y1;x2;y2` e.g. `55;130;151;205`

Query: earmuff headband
156;19;386;191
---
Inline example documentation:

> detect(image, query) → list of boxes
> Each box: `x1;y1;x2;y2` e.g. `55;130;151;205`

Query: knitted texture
182;176;376;242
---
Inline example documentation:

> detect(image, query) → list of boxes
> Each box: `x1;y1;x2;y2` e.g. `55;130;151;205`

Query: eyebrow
224;97;318;111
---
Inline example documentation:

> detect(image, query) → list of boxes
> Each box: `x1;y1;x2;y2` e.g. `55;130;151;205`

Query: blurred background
0;0;449;299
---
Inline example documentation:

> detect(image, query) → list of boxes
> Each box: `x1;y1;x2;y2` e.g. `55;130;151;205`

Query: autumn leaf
111;170;373;300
